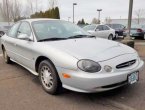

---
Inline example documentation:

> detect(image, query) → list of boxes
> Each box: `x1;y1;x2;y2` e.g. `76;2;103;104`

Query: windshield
32;20;90;41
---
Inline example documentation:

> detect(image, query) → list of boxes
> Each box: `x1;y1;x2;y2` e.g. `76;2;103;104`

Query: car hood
43;38;136;61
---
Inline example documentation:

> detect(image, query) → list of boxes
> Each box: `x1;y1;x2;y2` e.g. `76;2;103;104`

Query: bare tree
0;0;21;22
49;0;57;9
9;0;21;21
135;9;144;24
105;17;112;24
91;18;100;24
0;0;9;22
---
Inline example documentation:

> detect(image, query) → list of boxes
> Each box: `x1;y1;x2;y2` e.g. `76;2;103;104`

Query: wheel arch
35;56;57;73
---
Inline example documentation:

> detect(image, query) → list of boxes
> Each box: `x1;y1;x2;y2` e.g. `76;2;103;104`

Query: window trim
17;21;35;42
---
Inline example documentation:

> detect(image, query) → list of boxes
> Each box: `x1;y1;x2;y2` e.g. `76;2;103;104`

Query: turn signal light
62;73;71;78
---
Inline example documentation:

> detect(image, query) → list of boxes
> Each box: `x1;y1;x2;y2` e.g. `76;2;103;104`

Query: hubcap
115;33;118;38
40;66;53;89
109;35;113;40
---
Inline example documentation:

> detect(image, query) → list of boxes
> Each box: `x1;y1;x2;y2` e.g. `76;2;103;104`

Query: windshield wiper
38;37;67;42
87;35;96;38
67;35;88;39
67;35;96;39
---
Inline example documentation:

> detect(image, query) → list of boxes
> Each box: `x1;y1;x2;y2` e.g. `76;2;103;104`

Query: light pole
127;0;133;38
97;9;102;24
73;3;77;23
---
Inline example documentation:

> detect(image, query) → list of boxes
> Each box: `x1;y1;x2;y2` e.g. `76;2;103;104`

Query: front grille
116;60;136;69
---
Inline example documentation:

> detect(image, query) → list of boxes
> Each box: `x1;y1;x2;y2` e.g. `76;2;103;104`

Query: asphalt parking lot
0;39;145;110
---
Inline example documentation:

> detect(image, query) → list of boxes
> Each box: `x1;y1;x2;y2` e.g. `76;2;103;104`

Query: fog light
104;65;112;72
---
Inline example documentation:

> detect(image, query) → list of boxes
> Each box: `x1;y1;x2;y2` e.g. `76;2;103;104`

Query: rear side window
83;25;96;31
8;22;20;38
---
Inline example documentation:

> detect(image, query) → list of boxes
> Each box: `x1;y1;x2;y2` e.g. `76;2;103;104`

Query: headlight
77;59;101;73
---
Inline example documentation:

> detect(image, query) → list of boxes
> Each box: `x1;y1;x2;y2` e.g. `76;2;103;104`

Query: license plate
128;72;139;84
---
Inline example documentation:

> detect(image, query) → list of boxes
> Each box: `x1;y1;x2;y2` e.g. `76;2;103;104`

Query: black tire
38;60;62;95
0;31;5;37
108;34;113;40
2;47;12;64
115;33;119;39
143;34;145;40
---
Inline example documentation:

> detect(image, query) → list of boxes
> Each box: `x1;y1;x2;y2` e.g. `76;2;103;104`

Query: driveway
0;56;144;110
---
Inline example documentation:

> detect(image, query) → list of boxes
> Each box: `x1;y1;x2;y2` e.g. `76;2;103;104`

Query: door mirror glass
17;34;31;41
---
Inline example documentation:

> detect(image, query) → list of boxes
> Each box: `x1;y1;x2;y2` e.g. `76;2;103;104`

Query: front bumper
58;60;144;93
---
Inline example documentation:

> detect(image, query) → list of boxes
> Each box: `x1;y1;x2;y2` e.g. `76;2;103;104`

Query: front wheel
38;60;62;95
2;48;12;64
108;34;113;40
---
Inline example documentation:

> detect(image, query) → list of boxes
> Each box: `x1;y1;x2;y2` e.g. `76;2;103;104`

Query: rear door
102;25;111;38
2;22;21;60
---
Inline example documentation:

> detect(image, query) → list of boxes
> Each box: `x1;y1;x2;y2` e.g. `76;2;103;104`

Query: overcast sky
55;0;145;23
19;0;145;23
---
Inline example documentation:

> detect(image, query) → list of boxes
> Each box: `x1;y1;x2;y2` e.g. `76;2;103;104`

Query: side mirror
17;34;32;41
95;29;99;31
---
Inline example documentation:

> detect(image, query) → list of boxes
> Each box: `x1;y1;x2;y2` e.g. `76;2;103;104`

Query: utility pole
122;0;134;48
73;3;77;23
127;0;133;38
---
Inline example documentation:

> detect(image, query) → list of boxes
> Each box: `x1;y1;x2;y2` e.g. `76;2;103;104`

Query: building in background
109;18;145;26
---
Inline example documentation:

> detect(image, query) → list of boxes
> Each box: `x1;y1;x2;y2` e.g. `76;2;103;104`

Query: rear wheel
2;48;12;64
0;31;5;37
108;34;113;40
38;60;62;95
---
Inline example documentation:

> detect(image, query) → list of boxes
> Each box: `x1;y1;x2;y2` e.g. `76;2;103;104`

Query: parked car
83;24;115;40
1;19;144;95
0;25;11;37
106;24;126;39
123;25;145;40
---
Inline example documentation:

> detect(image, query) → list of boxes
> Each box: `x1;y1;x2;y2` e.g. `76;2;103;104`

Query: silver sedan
1;19;144;95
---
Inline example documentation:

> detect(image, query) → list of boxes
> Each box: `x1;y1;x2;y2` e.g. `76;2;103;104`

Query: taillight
137;29;143;32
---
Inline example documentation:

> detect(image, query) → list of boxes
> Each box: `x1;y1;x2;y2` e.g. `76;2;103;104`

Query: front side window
103;25;110;30
18;22;31;37
8;22;20;38
32;20;89;41
96;25;103;31
83;25;96;31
